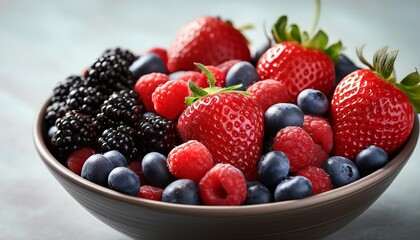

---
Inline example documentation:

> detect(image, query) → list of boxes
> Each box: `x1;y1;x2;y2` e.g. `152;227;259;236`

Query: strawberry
256;6;342;102
177;64;264;180
167;16;251;72
331;46;419;160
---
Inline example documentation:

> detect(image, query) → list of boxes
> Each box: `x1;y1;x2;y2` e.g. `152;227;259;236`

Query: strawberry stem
310;0;321;36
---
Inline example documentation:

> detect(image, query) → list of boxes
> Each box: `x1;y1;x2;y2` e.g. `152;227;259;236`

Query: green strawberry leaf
188;80;208;97
394;69;420;112
195;63;216;88
373;46;398;80
325;41;343;63
401;69;420;86
308;30;328;50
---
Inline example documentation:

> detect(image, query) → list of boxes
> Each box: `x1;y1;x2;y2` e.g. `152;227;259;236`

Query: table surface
1;0;420;239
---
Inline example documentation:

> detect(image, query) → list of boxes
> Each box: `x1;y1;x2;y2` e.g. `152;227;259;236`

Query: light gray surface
1;0;419;239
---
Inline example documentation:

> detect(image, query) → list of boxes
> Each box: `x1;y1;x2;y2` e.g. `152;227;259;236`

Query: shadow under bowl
33;99;419;240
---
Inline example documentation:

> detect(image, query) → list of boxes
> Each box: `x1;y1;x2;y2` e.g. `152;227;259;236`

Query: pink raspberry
296;167;332;195
311;144;329;168
167;140;214;182
198;65;225;88
177;71;204;87
216;59;241;78
134;73;169;112
273;126;315;172
199;163;247;206
152;80;190;120
66;147;96;175
302;115;333;154
246;79;291;112
138;185;163;201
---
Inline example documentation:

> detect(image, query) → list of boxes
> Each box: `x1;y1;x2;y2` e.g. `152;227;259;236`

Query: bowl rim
33;97;419;216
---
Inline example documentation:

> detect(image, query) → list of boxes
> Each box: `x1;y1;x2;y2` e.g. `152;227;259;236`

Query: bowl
33;98;419;240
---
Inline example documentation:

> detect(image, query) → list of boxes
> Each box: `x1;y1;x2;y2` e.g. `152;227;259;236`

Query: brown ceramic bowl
33;98;419;240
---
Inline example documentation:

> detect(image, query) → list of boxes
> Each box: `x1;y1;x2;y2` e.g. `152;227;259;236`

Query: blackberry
85;54;134;94
50;111;101;160
102;47;136;64
66;85;108;116
137;116;180;155
96;90;144;128
51;75;84;103
98;125;139;161
45;101;68;127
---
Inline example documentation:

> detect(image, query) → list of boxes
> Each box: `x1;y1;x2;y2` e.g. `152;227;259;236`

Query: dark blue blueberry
108;167;140;196
263;137;274;154
355;145;389;175
258;151;290;190
252;39;272;66
81;154;114;187
168;71;186;80
335;54;361;86
162;179;201;205
226;61;260;90
274;176;312;201
141;152;174;188
129;53;168;80
103;150;127;168
322;156;360;188
297;89;329;116
264;103;304;137
243;181;272;205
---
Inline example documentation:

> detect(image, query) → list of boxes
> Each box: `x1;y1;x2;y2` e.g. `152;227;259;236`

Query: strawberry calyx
357;45;420;112
271;0;342;63
185;63;250;105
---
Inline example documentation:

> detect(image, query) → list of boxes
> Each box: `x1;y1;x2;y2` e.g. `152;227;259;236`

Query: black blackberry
50;111;101;160
85;54;135;94
98;125;139;161
66;84;108;116
51;75;84;103
136;116;180;155
96;89;144;128
102;47;136;64
44;101;68;127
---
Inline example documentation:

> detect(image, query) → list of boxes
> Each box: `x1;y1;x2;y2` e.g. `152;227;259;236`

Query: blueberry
141;152;174;188
264;103;304;137
103;150;128;168
225;61;259;90
297;89;329;116
108;167;140;196
243;181;272;205
322;156;360;188
162;179;201;205
258;151;290;190
129;53;168;80
355;146;389;175
252;39;272;66
335;54;361;86
81;154;115;187
274;176;312;201
168;71;186;80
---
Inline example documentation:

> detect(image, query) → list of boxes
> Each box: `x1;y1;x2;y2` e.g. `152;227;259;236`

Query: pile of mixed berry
44;12;419;206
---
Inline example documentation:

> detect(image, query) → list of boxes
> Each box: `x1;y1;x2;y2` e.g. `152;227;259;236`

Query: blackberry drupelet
66;85;108;116
50;111;101;161
85;54;135;94
98;125;139;161
96;89;144;128
102;47;136;64
45;101;68;127
51;75;84;103
137;116;180;155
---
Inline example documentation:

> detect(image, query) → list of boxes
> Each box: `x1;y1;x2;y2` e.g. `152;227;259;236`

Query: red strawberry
177;64;264;180
331;46;418;160
246;79;291;112
134;73;169;112
256;15;342;102
152;80;190;120
167;16;251;72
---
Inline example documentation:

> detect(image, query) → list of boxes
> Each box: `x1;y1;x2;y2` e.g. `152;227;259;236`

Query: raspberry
134;73;169;112
66;147;96;175
296;166;332;195
147;47;168;66
199;163;247;206
138;185;163;201
167;140;213;182
302;115;333;154
177;71;205;87
216;59;241;78
246;79;291;112
152;80;190;120
272;126;315;173
311;144;329;168
128;161;150;186
198;65;225;88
